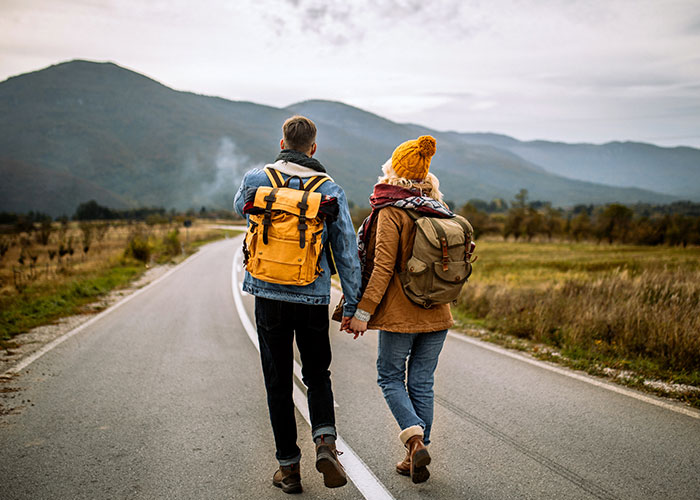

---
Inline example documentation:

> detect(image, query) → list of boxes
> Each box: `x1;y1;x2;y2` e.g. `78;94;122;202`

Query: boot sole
411;465;430;483
316;455;348;488
396;466;410;477
411;448;431;483
413;448;431;469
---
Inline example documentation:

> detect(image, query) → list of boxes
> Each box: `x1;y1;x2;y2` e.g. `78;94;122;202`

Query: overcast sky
2;0;699;147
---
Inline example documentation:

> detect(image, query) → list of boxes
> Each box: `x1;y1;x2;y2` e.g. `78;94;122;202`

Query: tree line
459;189;700;246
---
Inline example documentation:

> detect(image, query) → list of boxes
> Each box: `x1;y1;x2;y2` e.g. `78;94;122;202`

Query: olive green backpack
398;211;476;308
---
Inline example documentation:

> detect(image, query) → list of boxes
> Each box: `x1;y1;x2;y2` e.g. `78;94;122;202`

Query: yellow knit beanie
391;135;437;180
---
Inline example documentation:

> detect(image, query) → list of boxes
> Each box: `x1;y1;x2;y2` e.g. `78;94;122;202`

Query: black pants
254;296;336;463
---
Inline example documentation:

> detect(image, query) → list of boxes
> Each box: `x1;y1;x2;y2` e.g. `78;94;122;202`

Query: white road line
231;248;395;500
2;247;210;379
447;332;700;421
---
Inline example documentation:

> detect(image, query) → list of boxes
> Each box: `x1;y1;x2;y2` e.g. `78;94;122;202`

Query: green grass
0;261;144;340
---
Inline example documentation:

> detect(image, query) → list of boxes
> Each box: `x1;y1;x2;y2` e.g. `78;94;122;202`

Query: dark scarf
357;183;454;289
276;149;327;173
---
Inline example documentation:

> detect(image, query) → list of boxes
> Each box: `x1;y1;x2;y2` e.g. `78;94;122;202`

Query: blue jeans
376;329;448;445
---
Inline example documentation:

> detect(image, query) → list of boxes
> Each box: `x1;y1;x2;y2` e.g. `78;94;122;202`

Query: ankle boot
406;435;431;483
396;448;411;476
272;463;302;494
315;435;348;488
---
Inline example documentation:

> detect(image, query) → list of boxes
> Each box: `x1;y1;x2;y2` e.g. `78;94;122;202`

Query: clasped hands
341;316;367;340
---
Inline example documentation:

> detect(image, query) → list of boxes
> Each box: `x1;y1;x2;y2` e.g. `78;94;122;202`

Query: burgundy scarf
357;183;454;290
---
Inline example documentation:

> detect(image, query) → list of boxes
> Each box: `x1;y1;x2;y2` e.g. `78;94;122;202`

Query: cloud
2;0;700;147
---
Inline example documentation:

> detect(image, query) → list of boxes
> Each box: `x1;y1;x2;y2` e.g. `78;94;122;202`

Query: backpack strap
452;216;476;262
262;187;279;245
303;176;330;192
296;190;311;248
427;218;450;272
406;209;420;221
303;175;334;273
264;167;285;188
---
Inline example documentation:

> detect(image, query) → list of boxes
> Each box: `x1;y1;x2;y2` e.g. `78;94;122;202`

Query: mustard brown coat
357;207;453;333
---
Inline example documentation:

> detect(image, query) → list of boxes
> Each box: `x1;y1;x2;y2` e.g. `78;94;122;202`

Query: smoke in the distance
195;137;262;210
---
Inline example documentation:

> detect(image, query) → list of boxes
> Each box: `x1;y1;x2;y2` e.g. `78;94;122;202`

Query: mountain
287;100;681;206
0;60;692;216
0;60;288;215
0;158;130;215
446;135;700;199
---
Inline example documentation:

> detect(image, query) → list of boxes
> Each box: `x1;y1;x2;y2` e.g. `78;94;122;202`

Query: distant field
0;221;235;340
456;239;700;401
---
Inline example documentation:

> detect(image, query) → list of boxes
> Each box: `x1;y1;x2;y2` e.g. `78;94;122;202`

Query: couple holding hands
234;115;456;494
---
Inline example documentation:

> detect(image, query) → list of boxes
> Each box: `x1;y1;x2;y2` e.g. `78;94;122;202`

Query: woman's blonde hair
377;159;444;204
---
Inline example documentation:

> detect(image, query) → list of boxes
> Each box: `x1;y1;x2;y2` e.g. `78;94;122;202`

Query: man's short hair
283;115;317;153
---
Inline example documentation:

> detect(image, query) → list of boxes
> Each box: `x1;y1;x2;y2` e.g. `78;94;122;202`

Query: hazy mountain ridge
448;134;700;198
0;60;693;215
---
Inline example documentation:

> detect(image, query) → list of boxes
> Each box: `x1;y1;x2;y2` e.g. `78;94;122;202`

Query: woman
347;135;454;484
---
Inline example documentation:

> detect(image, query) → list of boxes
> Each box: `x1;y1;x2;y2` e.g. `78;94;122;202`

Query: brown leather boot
272;463;302;494
396;448;411;476
406;435;431;483
315;435;348;488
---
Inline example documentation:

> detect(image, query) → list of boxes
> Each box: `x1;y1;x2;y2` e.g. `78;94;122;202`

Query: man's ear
280;139;285;150
310;143;317;156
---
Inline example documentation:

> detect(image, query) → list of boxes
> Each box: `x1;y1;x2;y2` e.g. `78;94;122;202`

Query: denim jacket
233;161;362;317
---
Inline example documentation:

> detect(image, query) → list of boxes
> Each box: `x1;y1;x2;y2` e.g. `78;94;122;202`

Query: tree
542;206;564;241
513;189;528;209
522;207;544;241
595;204;634;244
74;200;115;220
503;189;529;241
459;203;492;240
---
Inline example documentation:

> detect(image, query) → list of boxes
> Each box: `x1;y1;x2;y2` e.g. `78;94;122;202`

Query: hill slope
446;134;700;199
288;100;679;206
0;60;689;215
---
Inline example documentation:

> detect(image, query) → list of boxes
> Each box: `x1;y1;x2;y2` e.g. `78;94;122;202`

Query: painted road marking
447;332;700;421
231;248;395;500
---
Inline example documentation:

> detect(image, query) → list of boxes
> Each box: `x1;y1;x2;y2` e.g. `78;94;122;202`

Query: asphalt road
1;237;699;500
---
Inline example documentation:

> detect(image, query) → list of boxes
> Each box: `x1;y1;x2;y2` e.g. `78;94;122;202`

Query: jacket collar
266;160;334;181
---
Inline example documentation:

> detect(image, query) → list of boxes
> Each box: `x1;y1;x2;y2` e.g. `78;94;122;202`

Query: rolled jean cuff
312;425;336;440
278;452;302;466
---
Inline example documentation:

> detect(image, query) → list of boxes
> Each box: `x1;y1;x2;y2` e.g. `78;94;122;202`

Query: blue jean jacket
233;166;361;317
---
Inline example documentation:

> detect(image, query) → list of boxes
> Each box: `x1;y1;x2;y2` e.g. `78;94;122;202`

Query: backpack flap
433;260;470;283
414;217;470;248
252;186;322;219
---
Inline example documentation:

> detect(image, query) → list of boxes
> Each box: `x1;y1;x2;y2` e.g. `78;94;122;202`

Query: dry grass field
456;239;700;404
0;220;236;340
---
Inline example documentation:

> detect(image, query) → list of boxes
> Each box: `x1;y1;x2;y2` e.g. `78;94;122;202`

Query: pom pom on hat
391;135;437;180
418;135;436;158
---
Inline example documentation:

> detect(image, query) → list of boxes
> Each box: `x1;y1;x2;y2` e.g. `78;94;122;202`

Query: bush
125;232;151;263
162;229;181;258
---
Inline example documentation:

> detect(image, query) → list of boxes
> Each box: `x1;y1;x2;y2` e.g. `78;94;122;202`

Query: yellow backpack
243;167;331;285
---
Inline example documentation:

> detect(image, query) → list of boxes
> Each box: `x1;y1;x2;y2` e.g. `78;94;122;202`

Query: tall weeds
459;268;700;374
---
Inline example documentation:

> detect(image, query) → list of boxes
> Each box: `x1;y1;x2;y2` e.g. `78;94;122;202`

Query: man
233;115;363;494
